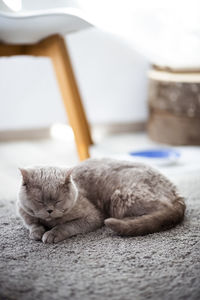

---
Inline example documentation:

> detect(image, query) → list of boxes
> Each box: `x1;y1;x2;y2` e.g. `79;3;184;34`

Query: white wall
0;28;149;131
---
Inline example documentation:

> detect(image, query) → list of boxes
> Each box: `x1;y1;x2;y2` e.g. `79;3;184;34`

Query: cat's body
17;158;185;243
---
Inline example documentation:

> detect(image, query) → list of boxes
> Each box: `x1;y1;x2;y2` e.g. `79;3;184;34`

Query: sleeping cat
17;158;185;243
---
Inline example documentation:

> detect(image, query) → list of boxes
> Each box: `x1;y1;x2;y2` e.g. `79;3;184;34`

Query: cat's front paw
42;229;66;244
29;227;46;241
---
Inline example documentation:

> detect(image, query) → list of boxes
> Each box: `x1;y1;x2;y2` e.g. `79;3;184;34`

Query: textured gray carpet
0;171;200;300
0;137;200;300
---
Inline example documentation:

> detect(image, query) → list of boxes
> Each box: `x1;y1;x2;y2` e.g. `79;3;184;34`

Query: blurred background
1;0;200;179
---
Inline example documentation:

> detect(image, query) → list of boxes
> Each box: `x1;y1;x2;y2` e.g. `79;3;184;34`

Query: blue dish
129;149;180;159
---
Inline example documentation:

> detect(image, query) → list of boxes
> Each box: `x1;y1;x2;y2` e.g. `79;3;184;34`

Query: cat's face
18;166;78;221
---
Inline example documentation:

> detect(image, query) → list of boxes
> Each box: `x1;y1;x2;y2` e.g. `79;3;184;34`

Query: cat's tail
104;197;186;236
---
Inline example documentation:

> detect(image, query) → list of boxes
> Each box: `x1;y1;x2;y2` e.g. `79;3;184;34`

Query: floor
0;132;200;300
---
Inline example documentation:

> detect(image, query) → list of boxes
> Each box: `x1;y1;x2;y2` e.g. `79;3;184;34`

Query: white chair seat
0;6;92;44
1;0;200;67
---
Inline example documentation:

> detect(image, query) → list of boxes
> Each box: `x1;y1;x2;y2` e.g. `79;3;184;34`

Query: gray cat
17;158;185;243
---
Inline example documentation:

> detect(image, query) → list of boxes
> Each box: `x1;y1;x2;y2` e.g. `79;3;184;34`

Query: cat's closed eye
34;199;43;204
56;200;63;204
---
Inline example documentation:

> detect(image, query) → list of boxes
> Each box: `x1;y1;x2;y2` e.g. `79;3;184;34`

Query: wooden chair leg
49;36;93;161
24;35;93;161
0;44;23;56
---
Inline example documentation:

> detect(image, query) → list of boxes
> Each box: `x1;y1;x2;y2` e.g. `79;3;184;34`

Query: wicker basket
147;67;200;145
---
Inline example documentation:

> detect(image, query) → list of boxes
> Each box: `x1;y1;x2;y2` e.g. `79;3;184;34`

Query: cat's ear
64;168;73;184
19;168;29;186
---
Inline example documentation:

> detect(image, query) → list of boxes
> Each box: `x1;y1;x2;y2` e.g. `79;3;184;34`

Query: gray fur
17;158;186;243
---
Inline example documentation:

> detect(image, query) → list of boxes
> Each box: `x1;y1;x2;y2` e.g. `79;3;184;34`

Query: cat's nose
47;209;53;214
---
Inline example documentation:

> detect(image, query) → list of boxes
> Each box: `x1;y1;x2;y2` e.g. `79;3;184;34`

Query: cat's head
18;166;78;221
